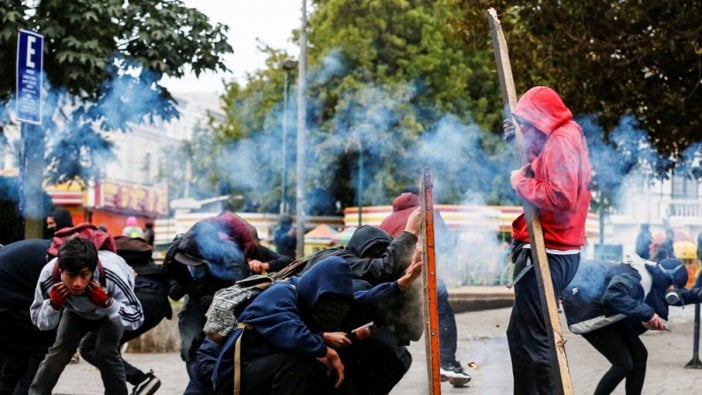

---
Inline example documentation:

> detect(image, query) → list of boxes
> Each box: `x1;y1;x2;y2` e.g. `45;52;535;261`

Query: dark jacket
211;256;402;392
510;87;593;250
302;226;420;343
562;257;672;335
305;226;416;285
0;239;56;353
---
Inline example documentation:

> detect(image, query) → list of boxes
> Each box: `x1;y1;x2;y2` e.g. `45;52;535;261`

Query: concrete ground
55;303;702;394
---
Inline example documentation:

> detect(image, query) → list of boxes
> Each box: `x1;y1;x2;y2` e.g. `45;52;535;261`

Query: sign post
16;29;46;239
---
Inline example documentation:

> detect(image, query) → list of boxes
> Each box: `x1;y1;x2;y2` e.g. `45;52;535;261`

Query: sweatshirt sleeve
240;284;327;358
30;262;62;330
351;232;417;284
102;254;144;330
512;134;581;212
602;272;655;322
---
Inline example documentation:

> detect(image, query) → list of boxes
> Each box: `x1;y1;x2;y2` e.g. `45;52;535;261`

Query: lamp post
281;59;298;215
295;0;308;258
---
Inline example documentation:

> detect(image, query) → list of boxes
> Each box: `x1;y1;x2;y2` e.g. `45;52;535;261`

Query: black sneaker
440;364;471;387
131;370;161;395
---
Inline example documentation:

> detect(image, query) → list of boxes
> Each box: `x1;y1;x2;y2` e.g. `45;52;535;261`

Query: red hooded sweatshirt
511;87;592;250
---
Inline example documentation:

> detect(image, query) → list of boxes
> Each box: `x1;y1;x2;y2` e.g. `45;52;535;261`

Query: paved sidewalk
55;304;702;394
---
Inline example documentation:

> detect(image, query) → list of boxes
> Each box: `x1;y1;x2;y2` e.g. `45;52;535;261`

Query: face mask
187;265;208;280
312;295;351;330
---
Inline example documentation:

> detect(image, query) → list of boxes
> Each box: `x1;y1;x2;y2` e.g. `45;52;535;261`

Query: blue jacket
211;256;402;392
562;257;671;334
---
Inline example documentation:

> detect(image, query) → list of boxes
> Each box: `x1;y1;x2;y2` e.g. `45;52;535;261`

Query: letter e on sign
16;29;44;124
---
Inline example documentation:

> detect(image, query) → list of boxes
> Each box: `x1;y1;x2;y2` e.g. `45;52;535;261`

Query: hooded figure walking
503;86;593;394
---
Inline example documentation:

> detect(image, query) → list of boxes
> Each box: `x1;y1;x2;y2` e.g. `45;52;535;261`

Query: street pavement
55;305;702;394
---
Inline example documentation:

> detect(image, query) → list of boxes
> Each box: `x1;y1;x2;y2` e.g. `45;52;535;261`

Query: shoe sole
449;376;471;387
137;379;161;395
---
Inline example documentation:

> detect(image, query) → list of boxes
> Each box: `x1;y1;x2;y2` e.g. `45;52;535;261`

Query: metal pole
685;303;702;368
281;71;289;215
295;0;307;258
357;142;363;227
21;123;45;239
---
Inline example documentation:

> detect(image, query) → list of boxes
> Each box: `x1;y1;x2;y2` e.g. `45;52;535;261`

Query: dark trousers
437;279;459;368
339;327;411;395
81;291;171;385
0;310;55;395
29;311;126;395
506;244;579;395
179;296;208;362
242;352;332;395
582;320;647;395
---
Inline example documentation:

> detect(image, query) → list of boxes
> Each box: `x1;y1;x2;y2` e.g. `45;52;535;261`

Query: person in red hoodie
504;86;592;394
380;186;471;387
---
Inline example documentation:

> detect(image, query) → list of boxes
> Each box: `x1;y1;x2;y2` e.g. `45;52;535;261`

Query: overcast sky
162;1;304;94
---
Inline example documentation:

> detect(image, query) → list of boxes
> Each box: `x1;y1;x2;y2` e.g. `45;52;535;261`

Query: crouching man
29;237;144;395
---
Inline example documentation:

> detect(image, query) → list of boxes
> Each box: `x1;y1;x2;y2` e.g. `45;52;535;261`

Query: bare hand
248;259;270;274
398;247;424;291
404;207;422;236
316;347;345;388
323;331;352;348
643;313;667;330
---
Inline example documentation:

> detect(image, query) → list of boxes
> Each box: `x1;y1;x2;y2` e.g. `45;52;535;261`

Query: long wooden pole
421;167;441;394
486;8;573;394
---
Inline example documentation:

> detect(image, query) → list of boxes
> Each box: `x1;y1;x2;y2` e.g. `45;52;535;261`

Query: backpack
47;223;115;287
203;257;308;343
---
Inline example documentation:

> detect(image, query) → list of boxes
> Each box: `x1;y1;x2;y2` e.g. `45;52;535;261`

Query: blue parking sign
16;29;44;124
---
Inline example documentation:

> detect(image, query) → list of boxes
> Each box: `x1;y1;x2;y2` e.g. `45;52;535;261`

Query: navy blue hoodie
211;256;402;392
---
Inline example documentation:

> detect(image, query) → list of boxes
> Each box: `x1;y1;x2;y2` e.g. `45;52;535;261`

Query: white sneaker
440;365;471;387
131;370;161;395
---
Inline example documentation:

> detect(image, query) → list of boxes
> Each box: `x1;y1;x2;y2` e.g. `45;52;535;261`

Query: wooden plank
486;8;573;395
421;167;442;394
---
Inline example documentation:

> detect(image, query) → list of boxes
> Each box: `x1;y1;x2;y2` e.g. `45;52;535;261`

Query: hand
503;119;516;142
49;283;68;310
323;331;352;348
248;259;270;274
398;247;424;292
404;207;422;236
510;164;531;186
87;282;112;308
643;313;667;330
316;347;345;388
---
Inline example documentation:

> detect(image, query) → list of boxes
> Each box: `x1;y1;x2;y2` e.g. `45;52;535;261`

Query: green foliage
208;0;511;213
0;0;232;183
455;0;702;161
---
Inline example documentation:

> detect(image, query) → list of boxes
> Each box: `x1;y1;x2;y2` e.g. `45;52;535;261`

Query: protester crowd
2;86;702;395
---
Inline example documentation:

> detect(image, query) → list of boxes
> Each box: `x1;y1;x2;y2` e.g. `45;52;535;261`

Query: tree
0;0;233;182
207;0;515;213
455;0;702;162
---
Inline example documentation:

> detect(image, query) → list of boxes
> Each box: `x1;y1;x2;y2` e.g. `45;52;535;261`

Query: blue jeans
29;311;126;395
437;279;459;368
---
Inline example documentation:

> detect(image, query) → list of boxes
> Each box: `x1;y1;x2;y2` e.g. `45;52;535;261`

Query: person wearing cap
122;216;145;239
163;212;292;390
379;186;470;387
503;86;592;394
562;256;688;394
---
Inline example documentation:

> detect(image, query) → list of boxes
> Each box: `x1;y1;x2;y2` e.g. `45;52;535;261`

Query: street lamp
281;59;298;215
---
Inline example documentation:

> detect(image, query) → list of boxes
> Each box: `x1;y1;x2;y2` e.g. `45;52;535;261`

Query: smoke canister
349;321;378;340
